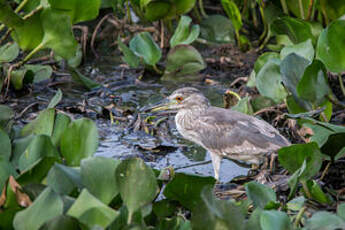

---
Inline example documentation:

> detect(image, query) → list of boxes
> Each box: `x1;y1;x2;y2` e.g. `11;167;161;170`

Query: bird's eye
175;96;183;102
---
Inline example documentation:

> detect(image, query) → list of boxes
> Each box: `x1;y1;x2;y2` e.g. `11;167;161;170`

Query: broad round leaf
254;52;280;74
48;89;62;109
10;68;35;91
51;113;71;146
280;39;314;62
67;189;119;228
245;181;277;209
305;211;345;230
0;157;12;192
60;118;99;166
118;36;140;68
316;19;345;73
0;105;14;122
116;158;159;218
170;15;200;48
200;15;235;44
260;210;292;230
0;42;19;63
163;44;206;79
13;188;63;230
25;64;53;83
70;68;100;90
297;60;330;105
221;0;242;31
81;157;120;204
129;32;161;66
256;59;287;103
0;128;11;161
21;108;56;137
143;1;171;21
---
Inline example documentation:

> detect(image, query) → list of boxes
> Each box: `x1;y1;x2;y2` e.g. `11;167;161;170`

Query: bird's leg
210;152;222;182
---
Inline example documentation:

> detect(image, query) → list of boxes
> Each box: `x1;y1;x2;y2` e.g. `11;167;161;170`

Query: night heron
150;87;291;180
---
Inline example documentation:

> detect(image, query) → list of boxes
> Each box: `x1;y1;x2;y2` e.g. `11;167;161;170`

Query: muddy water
90;57;248;182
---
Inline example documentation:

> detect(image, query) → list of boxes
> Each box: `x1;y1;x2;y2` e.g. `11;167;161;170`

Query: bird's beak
141;98;176;112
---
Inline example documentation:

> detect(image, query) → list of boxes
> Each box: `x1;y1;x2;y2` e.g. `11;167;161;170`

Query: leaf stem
126;0;132;24
306;0;314;20
198;0;207;18
22;42;45;64
298;0;305;19
338;74;345;97
152;64;162;75
294;206;306;228
301;180;311;199
14;0;30;13
280;0;289;15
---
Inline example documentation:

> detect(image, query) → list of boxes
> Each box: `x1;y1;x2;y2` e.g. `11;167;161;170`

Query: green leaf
60;118;99;166
164;173;215;210
81;157;120;204
286;95;308;114
271;16;315;44
21;108;56;137
200;15;235;44
41;215;80;230
51;113;71;146
0;42;19;63
10;68;35;90
0;128;11;161
278;142;323;180
47;163;82;195
48;0;101;24
316;19;345;73
286;196;305;211
40;8;78;59
245;181;277;209
25;64;53;83
280;53;312;110
170;15;200;48
13;188;63;230
307;180;332;204
116;158;159;221
0;105;14;122
231;96;253;115
320;0;345;21
129;32;161;66
260;210;292;230
47;89;62;109
166;0;196;18
118;36;140;68
337;203;345;221
256;59;287;103
254;52;280;74
0;1;23;28
152;199;179;219
191;186;245;230
320;132;345;160
280;39;314;62
297;60;330;105
251;96;276;112
143;1;171;21
163;44;206;79
67;189;119;228
0;157;12;192
305;211;345;230
221;0;242;32
70;68;100;90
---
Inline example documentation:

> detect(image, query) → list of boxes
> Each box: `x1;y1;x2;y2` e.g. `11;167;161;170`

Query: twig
160;20;164;49
306;0;314;20
91;13;113;58
199;0;207;18
294;206;306;228
230;77;248;87
15;102;39;119
73;25;88;60
298;0;305;19
254;104;287;116
174;160;212;170
320;161;331;181
338;74;345;97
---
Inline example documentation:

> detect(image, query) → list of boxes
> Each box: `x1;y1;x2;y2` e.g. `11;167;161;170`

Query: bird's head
149;87;210;112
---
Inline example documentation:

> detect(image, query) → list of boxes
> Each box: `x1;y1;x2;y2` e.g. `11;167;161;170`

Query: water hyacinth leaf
316;19;345;73
286;196;305;211
41;215;80;230
0;105;14;122
51;113;71;146
12;135;35;168
67;44;83;68
18;135;60;173
307;180;332;204
251;96;276;112
305;212;345;230
280;39;314;62
60;118;99;166
143;1;171;21
67;189;118;228
47;163;82;195
70;68;100;90
297;60;330;105
191;186;245;230
116;158;159;221
260;210;292;230
246;208;262;230
0;42;19;63
199;15;235;44
48;89;62;109
337;203;345;220
271;17;315;44
0;1;23;28
0;129;11;161
13;188;63;230
81;157;120;204
21;108;55;137
163;44;206;79
256;60;287;103
152;199;179;219
280;53;312;110
221;0;242;32
245;181;277;209
48;0;101;24
0;157;12;192
231;96;253;115
320;132;345;160
254;52;280;74
170;15;200;48
163;173;215;210
129;32;161;66
25;64;53;83
320;0;345;21
10;13;44;51
40;8;78;60
10;68;35;90
286;95;307;114
278;142;323;180
117;36;140;68
167;0;196;17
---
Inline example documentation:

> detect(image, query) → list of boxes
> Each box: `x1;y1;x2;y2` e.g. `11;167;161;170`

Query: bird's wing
195;107;290;155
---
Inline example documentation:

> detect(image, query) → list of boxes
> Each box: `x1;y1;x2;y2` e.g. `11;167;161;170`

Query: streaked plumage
151;87;291;180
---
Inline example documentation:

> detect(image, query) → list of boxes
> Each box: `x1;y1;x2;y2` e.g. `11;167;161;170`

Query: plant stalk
198;0;207;18
152;64;162;75
338;74;345;97
22;42;45;64
126;0;132;24
294;206;306;228
14;0;30;13
280;0;289;15
301;180;312;199
306;0;314;20
298;0;305;19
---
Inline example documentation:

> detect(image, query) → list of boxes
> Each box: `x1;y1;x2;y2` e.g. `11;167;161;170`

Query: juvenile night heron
151;87;291;180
